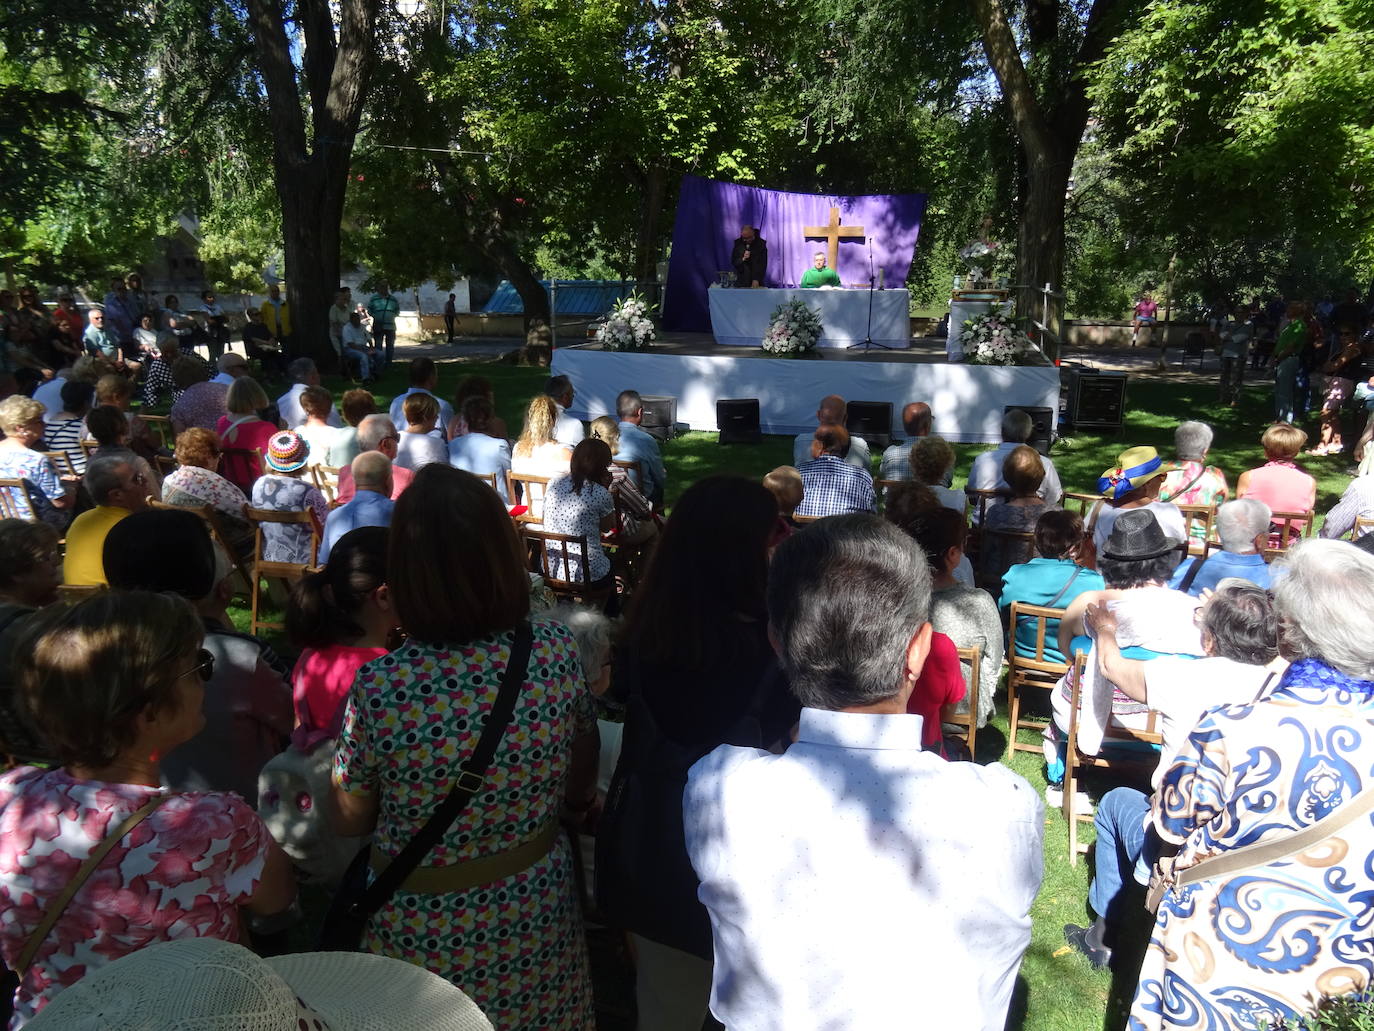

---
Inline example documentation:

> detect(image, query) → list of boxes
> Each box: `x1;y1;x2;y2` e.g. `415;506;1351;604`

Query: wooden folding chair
522;527;612;608
55;584;104;603
1062;492;1101;518
153;453;178;478
40;451;78;477
963;488;1002;563
506;471;552;524
308;464;342;506
1262;509;1314;560
243;505;322;636
0;478;39;521
1175;503;1217;557
612;458;643;490
941;645;982;761
976;527;1036;592
149;497;254;597
791;513;822;526
78;439;100;461
1004;602;1072;760
1062;653;1163;864
1353;515;1374;540
140;414;174;450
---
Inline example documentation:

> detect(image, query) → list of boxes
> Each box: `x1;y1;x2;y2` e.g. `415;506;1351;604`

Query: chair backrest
506;471;552;524
244;504;322;570
611;458;642;489
308;464;342;506
55;583;104;603
1006;602;1071;683
140;414;174;450
791;513;822;526
472;471;501;493
1264;509;1314;560
1354;515;1374;540
40;451;77;477
977;527;1037;590
78;439;100;460
964;488;1002;526
521;527;610;605
1175;503;1216;556
942;645;981;760
0;478;38;521
153;453;178;477
1062;492;1101;518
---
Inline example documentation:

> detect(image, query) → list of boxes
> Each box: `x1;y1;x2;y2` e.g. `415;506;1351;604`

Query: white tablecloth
551;346;1060;443
708;287;911;349
948;298;1013;361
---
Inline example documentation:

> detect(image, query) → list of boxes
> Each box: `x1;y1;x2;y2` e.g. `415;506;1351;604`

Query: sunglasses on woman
180;649;215;682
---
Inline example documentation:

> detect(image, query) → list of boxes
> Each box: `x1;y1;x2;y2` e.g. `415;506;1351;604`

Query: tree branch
966;0;1055;163
245;0;308;164
1053;0;1131;145
298;0;339;130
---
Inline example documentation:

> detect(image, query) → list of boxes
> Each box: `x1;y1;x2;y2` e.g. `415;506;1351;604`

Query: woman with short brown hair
331;464;598;1028
162;427;253;547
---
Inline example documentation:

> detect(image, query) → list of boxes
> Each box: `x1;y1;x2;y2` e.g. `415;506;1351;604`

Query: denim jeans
373;328;395;369
1088;786;1154;926
1274;355;1301;422
343;346;371;379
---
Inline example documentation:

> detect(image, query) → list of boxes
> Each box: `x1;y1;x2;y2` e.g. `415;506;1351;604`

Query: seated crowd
2;355;1374;1031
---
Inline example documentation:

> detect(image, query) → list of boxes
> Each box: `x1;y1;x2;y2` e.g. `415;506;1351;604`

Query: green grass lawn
218;358;1353;1031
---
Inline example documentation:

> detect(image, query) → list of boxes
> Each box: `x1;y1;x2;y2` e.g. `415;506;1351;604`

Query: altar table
707;286;911;349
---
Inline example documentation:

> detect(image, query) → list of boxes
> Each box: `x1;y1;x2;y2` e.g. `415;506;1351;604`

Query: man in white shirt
684;514;1043;1031
210;352;249;386
1064;581;1282;969
388;357;453;439
545;374;584;447
277;358;342;429
790;394;871;471
966;408;1062;519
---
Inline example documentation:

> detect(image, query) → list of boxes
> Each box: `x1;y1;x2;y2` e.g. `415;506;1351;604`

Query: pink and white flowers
762;298;823;355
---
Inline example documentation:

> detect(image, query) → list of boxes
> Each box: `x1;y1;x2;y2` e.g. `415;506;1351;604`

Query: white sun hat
26;938;493;1031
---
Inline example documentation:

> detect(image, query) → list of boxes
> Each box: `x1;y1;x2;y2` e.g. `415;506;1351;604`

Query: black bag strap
1043;567;1084;611
350;621;534;918
1177;555;1208;594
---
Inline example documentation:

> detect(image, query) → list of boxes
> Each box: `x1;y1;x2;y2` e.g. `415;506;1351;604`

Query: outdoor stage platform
551;336;1060;443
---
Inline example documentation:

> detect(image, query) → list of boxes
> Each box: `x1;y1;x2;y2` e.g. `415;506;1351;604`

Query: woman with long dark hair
597;475;801;1031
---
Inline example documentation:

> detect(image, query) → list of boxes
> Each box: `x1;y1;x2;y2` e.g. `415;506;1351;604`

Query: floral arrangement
596;293;657;351
958;238;1014;285
960;311;1034;366
762;298;823;355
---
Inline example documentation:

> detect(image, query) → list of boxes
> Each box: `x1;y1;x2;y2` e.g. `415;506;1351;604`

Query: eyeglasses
180;648;215;682
129;471;148;487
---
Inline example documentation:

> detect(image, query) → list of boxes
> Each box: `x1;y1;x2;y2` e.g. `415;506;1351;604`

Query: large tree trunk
274;154;350;368
1017;149;1072;341
634;163;669;292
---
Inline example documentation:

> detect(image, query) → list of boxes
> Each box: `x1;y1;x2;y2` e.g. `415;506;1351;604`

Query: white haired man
966;409;1063;517
276;358;342;429
684;514;1042;1030
1168;497;1272;595
334;415;412;503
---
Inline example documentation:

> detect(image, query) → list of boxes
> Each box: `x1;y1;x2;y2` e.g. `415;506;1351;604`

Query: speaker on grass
716;398;761;444
1004;405;1055;456
638;395;677;441
1066;371;1127;431
845;401;894;450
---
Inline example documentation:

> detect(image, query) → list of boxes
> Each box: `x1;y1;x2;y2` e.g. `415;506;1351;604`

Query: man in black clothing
730;225;767;288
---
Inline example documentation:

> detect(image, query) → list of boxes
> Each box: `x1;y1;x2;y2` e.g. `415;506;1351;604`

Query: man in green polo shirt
800;252;842;289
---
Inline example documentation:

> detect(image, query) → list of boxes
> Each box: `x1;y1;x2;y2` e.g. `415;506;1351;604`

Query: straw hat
1097;445;1164;500
26;938;493;1031
266;429;311;473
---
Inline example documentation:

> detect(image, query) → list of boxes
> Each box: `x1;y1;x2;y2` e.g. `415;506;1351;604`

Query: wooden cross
803;206;866;274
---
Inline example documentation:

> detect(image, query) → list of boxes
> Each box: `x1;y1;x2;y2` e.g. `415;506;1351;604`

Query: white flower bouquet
597;294;657;351
762;298;823;355
960;312;1034;366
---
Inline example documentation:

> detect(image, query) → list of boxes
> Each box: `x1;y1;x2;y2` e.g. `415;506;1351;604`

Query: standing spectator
277;358;342;428
449;396;512;501
249;430;328;564
599;477;797;1028
216;377;279;493
967;409;1063;515
159;295;200;354
335;415;414;503
545;375;585;447
259;283;292;355
683;514;1042;1030
320;454;394;562
615;388;667;506
542;438;617;590
394;393;449;471
170;356;230;434
41;380;94;474
1000;510;1105;665
331;464;598;1028
389;358;452;437
287;524;392;744
62;456;151;586
796;425;876;518
11;288;65;369
1236;422;1318;527
199;290;228;362
366;282;400;370
124;272;153;321
1309;323;1363;455
0;397;76;527
1169;498;1273;594
330;388;376;469
100;276;138;356
1271;300;1307;423
791;393;872;471
443;292;457;341
0;591;294;1026
879;401;938;482
1218;314;1251;405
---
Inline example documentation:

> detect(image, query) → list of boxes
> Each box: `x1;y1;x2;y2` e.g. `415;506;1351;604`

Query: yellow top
62;506;131;587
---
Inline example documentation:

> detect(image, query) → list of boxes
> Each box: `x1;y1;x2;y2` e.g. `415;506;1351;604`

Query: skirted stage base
551;339;1060;443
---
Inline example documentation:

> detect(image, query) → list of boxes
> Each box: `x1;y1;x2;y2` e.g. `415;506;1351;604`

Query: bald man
320;451;395;561
880;401;949;484
792;394;872;471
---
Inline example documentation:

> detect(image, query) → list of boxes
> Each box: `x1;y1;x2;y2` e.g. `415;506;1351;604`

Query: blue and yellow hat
1098;446;1164;500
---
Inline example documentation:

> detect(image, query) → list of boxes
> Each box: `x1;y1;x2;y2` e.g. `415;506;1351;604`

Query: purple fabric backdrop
662;174;927;332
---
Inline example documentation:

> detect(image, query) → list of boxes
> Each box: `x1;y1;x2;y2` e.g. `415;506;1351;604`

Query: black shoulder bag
318;621;534;951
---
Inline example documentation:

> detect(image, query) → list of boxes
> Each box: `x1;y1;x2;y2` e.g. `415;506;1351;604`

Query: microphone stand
848;237;891;351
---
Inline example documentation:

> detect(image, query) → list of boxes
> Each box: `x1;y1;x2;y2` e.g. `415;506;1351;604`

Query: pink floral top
0;767;270;1026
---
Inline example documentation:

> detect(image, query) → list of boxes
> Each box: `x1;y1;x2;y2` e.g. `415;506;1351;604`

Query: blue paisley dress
1131;659;1374;1031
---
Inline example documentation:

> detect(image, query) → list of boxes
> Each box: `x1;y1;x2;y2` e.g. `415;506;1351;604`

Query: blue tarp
480;280;638;316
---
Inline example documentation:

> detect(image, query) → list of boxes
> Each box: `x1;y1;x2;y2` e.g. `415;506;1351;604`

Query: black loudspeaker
639;395;677;441
1004;405;1055;456
716;398;761;444
846;402;894;449
1065;371;1127;431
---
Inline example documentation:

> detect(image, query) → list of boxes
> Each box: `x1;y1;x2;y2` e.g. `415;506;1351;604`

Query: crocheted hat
266;429;310;473
1097;445;1164;499
1101;508;1180;561
26;938;493;1031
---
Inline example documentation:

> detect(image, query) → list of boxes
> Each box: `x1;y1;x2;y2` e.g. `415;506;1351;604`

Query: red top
291;643;390;748
906;631;967;749
1239;461;1317;531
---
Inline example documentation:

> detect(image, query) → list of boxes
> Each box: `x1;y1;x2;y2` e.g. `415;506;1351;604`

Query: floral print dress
249;474;328;564
334;619;596;1030
0;767;270;1026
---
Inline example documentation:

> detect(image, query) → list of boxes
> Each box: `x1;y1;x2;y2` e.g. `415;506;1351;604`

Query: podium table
708;286;911;349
